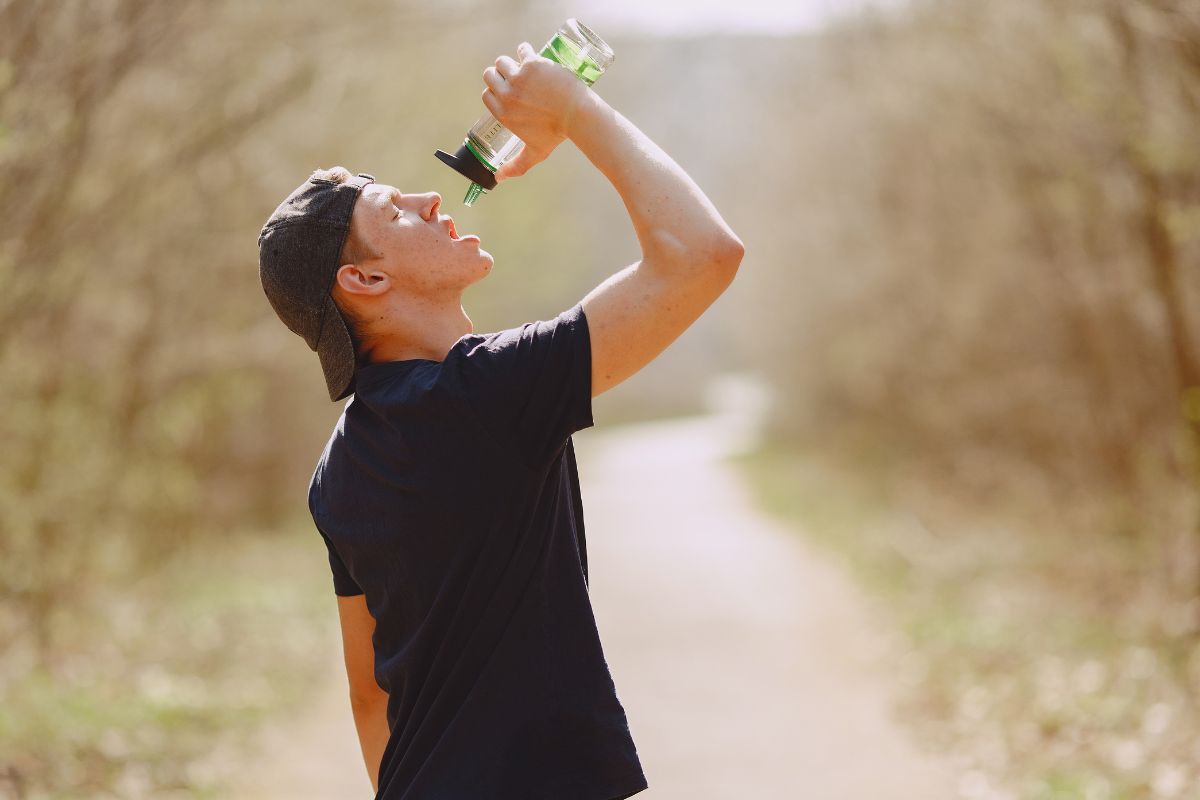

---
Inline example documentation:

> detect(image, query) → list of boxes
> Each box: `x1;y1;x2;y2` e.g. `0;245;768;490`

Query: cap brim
315;294;358;402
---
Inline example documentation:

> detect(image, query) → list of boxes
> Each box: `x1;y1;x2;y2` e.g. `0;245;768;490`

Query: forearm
566;90;742;269
350;697;391;794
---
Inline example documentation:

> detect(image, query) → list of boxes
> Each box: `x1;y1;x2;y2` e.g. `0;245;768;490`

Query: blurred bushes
731;0;1200;594
0;0;329;675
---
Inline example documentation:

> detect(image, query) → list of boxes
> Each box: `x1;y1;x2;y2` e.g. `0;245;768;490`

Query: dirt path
574;409;958;799
226;381;959;798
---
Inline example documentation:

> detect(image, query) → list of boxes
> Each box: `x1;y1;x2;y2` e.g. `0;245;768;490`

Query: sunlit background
3;0;1199;797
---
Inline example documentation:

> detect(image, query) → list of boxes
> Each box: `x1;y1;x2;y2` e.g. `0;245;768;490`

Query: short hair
311;166;373;363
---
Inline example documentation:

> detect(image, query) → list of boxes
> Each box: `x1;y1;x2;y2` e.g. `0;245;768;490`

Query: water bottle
435;19;615;206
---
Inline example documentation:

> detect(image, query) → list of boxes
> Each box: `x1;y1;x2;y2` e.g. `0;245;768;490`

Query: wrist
564;88;603;144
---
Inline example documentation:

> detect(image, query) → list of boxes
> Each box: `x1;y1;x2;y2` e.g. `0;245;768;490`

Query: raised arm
568;90;743;396
483;42;744;397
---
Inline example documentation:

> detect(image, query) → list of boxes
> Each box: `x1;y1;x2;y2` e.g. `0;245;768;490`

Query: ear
334;263;391;297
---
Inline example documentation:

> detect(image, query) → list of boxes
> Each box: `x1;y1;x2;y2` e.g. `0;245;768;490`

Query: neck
360;294;474;364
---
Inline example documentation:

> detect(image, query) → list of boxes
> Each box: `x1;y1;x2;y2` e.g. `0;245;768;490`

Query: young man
257;41;742;800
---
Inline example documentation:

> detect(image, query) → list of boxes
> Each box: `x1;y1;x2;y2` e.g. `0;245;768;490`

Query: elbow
644;228;744;280
709;232;744;278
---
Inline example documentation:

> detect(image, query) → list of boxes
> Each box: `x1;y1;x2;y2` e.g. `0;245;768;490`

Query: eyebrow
376;187;401;213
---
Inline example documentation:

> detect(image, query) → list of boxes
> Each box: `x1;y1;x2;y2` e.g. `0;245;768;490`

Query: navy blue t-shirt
308;302;648;800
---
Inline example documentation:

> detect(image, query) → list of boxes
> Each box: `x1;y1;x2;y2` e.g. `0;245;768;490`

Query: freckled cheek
421;229;448;254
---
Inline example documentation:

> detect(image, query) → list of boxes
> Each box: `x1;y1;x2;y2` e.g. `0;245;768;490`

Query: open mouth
441;214;478;244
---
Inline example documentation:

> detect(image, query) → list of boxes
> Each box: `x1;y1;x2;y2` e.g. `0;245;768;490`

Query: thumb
495;144;545;182
516;41;537;62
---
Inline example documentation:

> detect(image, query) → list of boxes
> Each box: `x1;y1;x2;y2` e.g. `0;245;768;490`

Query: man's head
258;166;493;401
323;167;493;362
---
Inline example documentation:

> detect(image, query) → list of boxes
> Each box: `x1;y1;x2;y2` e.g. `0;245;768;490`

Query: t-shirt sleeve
317;524;364;597
457;302;594;469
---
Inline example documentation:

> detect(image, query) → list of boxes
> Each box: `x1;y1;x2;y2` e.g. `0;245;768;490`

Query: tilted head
257;166;493;401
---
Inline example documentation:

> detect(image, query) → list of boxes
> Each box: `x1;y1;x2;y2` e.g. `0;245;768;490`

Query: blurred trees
0;1;329;675
734;0;1200;603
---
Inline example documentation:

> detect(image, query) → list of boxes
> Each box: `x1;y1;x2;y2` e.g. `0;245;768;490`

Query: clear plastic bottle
435;19;615;206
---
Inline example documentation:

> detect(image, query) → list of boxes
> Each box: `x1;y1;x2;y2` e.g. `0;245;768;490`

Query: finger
495;55;519;81
481;87;504;118
494;156;526;182
495;145;543;182
516;41;536;62
481;66;507;95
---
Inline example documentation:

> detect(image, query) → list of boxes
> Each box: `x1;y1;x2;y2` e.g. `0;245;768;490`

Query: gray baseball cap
258;170;375;402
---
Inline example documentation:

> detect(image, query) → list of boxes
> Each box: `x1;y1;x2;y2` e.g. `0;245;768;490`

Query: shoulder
307;416;345;510
459;303;589;363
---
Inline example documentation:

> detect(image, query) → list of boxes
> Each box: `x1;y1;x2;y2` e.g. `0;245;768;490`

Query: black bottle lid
434;144;498;191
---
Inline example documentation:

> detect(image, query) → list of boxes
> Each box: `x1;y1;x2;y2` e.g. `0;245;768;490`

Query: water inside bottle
464;32;607;171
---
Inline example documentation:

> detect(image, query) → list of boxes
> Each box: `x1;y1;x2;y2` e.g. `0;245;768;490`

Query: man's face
343;182;493;296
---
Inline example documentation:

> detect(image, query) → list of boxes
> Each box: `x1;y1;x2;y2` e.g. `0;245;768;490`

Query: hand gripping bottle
435;19;615;206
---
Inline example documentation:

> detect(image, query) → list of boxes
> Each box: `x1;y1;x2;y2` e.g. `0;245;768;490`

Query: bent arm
480;43;743;396
567;91;744;396
568;91;743;271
